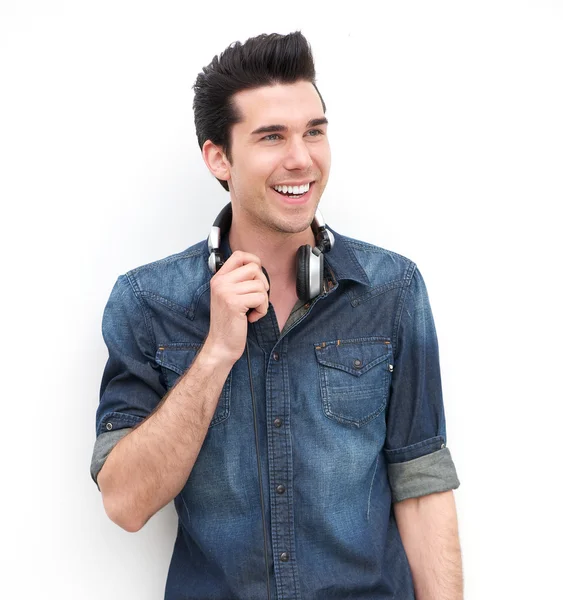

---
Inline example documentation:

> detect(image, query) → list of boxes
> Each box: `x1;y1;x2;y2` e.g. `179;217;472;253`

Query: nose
283;136;313;171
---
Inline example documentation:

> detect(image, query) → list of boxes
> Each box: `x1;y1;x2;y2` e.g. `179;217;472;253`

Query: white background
1;1;561;598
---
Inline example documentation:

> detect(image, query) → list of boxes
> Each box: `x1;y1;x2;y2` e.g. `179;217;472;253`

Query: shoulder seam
391;263;418;352
342;237;414;264
124;271;158;352
126;245;206;277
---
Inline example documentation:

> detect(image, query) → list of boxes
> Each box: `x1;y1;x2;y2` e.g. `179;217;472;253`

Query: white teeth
273;182;311;195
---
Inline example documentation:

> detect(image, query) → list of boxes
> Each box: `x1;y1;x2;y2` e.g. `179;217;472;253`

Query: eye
262;133;282;141
307;129;324;137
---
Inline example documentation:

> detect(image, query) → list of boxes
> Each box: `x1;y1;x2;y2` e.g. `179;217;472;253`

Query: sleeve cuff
90;428;133;490
387;447;460;503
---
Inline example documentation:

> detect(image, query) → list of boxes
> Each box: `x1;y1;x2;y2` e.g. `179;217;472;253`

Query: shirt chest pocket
155;343;231;428
314;338;392;428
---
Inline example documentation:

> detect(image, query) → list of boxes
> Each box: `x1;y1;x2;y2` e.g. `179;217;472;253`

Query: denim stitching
124;272;158;358
385;435;445;455
191;281;211;320
316;340;391;427
313;336;392;347
366;453;380;522
282;339;302;599
344;240;413;264
391;262;417;353
178;493;191;525
316;352;389;376
350;279;406;307
338;239;370;282
140;291;192;318
127;247;204;276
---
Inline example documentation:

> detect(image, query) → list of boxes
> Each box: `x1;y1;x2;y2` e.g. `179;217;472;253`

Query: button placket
265;338;300;598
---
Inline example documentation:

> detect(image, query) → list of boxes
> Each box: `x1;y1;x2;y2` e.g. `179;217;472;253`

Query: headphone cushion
296;245;312;302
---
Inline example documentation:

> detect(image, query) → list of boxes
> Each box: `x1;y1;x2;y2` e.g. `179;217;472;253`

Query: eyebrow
250;117;329;136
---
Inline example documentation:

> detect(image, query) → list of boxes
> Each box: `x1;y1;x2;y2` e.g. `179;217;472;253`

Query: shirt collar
323;227;370;286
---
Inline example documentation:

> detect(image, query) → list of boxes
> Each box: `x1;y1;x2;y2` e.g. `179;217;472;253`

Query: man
91;31;462;599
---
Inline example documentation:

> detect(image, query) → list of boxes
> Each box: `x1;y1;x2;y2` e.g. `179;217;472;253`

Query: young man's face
225;80;331;236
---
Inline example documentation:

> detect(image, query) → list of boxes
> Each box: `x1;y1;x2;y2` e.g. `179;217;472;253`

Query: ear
202;140;231;183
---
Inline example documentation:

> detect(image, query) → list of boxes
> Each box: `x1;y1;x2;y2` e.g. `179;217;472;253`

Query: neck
228;217;316;284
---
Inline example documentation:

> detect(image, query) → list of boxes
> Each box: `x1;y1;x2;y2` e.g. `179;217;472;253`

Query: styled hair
193;31;326;191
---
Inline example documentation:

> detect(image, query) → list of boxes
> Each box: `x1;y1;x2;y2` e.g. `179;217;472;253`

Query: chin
270;211;318;235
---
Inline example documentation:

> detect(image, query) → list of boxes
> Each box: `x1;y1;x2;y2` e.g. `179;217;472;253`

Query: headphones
207;203;335;302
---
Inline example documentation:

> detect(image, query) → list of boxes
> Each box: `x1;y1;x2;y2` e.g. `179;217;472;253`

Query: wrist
199;338;239;371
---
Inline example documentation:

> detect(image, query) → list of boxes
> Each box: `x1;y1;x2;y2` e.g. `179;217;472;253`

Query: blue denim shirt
91;228;459;600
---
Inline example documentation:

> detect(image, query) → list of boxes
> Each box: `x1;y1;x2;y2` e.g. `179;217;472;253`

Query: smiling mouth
271;181;313;199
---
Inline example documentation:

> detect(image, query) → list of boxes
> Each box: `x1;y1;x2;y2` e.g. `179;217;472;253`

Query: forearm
394;490;463;600
97;343;234;532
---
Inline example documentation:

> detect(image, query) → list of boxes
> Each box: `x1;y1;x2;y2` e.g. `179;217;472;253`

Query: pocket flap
314;338;391;376
155;343;201;375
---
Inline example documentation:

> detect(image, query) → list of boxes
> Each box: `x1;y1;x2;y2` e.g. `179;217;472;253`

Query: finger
217;251;261;275
220;262;266;285
247;294;269;323
232;280;269;296
239;292;269;316
219;264;270;294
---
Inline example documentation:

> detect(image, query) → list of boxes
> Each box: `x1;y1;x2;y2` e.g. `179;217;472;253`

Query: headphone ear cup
208;251;223;273
296;245;312;302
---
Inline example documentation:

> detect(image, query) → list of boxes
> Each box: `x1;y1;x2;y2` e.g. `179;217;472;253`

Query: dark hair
193;31;326;191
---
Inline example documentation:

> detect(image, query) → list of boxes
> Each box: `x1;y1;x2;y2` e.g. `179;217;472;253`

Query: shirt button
273;418;283;428
353;359;362;369
273;352;280;361
276;484;286;494
280;552;289;562
106;422;113;431
441;443;446;449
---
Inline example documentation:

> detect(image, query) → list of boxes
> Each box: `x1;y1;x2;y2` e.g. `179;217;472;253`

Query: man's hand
205;251;270;364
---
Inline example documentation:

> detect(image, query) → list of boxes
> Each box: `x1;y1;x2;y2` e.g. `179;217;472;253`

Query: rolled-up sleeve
384;266;460;503
91;273;166;487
